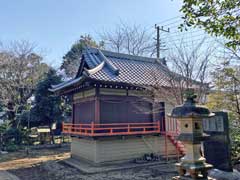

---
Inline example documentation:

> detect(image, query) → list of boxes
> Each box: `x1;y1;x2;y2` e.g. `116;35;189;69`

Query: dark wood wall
72;87;165;125
74;100;95;124
99;96;152;123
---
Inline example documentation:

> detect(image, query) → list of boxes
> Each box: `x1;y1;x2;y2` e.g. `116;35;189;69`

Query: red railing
62;118;185;160
62;121;161;137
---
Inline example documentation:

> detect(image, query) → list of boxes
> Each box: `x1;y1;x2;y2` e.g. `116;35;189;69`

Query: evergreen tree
60;35;104;78
32;68;63;143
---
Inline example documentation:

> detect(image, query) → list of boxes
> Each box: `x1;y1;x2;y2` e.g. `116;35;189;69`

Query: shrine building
50;47;186;164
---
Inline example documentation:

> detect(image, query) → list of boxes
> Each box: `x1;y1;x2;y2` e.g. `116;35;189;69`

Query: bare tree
218;41;240;63
144;38;215;107
0;40;49;124
100;23;156;57
207;41;240;121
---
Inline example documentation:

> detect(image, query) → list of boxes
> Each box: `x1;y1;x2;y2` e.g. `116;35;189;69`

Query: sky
0;0;183;67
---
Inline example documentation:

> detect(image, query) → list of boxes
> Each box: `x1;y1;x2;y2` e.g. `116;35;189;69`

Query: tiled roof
83;47;172;86
50;47;184;92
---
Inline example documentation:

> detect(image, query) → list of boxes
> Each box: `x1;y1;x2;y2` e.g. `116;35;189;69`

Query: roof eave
49;76;87;93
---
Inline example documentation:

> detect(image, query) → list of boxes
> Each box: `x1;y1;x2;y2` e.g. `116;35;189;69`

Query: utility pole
155;24;170;59
155;25;160;59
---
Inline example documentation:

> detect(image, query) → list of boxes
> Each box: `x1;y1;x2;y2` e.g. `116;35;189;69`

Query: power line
162;28;204;38
163;33;209;43
164;24;184;31
167;37;219;46
161;27;210;43
165;35;220;46
150;16;198;38
152;16;223;55
162;32;207;41
157;19;184;31
161;23;202;34
166;39;219;50
161;29;204;39
160;19;183;27
155;16;181;25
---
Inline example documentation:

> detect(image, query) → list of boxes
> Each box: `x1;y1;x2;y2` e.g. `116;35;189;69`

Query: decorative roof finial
184;89;197;106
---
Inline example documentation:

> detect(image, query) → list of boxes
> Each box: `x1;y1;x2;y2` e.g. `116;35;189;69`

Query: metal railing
62;121;161;137
165;116;180;136
164;116;185;160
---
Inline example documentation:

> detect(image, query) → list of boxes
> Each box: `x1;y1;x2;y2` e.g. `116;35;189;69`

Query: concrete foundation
71;135;177;164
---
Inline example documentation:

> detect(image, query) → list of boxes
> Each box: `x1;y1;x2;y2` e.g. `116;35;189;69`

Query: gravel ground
0;146;70;171
9;160;177;180
5;145;240;180
1;145;177;180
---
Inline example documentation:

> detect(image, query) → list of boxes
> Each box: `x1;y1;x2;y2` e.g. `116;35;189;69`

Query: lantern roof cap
170;95;214;118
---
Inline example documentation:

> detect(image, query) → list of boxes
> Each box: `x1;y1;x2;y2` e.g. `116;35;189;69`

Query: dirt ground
0;145;70;171
0;145;178;180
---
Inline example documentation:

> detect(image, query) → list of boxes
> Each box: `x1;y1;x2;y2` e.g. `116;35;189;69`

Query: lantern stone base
172;176;215;180
174;162;213;179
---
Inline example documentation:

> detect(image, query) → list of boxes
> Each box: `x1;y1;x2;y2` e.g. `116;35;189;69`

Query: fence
62;121;161;137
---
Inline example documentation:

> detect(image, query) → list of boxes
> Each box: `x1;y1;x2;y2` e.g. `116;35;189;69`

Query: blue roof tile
50;47;178;92
84;47;171;86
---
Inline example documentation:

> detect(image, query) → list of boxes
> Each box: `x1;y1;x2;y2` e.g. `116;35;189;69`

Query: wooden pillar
152;101;159;122
161;102;166;132
72;95;75;124
72;104;74;124
152;100;166;132
95;87;100;124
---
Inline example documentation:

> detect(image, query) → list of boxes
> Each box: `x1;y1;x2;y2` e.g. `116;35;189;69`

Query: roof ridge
83;47;120;76
97;49;119;75
86;46;163;64
84;46;170;75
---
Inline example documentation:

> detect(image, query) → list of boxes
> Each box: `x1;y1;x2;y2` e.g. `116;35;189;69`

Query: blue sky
0;0;182;67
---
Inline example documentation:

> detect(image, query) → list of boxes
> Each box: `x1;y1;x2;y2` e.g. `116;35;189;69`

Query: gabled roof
50;47;188;93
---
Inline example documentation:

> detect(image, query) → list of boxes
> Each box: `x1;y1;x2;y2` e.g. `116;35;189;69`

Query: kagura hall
50;47;184;164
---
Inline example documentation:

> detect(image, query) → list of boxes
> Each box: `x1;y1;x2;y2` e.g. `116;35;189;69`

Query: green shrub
4;128;23;145
231;127;240;164
5;142;19;152
0;122;8;133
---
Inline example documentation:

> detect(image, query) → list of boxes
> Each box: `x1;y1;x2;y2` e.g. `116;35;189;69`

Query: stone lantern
171;94;214;180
